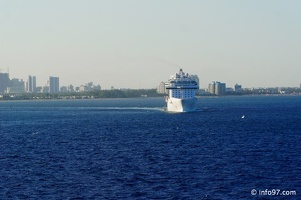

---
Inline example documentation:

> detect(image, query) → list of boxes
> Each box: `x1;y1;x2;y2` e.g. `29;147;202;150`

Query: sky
1;0;300;89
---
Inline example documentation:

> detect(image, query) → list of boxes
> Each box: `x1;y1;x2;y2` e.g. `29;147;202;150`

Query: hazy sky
1;0;300;89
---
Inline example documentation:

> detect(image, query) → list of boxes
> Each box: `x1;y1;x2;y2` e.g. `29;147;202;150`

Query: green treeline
1;89;164;100
89;89;162;98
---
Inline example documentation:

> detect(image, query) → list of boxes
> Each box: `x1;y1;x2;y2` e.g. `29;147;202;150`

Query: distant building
36;86;42;93
42;86;49;93
84;82;101;91
27;75;37;93
79;85;87;92
215;82;226;95
157;81;167;94
234;84;242;92
226;87;234;92
208;82;216;94
93;84;101;90
67;85;74;92
0;72;10;93
49;76;59;93
86;82;93;89
208;81;226;95
60;86;68;93
7;78;25;93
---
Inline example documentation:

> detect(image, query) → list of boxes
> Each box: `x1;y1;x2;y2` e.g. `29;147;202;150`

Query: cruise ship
165;69;199;112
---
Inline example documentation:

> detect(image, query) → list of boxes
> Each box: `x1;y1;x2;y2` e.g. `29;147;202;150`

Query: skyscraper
208;82;214;94
157;81;167;94
0;72;10;93
27;75;37;93
215;82;226;95
49;76;59;93
208;81;226;95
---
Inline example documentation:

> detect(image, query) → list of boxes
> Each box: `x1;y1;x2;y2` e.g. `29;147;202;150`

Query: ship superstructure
165;69;199;112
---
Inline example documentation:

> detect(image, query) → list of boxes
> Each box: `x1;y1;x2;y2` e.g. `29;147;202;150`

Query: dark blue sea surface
0;96;300;199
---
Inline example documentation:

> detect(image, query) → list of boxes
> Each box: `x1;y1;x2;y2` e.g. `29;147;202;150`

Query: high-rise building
215;82;226;95
208;81;226;95
27;75;37;93
0;72;10;93
49;76;59;93
7;78;25;93
67;85;74;92
60;86;68;93
234;84;242;92
208;82;216;94
157;81;167;94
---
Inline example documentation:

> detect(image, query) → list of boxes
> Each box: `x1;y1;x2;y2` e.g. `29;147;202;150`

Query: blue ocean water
0;96;300;199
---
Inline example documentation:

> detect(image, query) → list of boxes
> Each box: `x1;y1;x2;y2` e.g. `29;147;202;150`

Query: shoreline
0;93;300;102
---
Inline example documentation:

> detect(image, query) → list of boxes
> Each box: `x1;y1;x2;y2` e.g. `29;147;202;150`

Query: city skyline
1;69;299;93
0;71;104;93
1;1;301;89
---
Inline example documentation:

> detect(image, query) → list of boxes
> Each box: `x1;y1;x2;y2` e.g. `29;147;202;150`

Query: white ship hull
166;97;197;112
